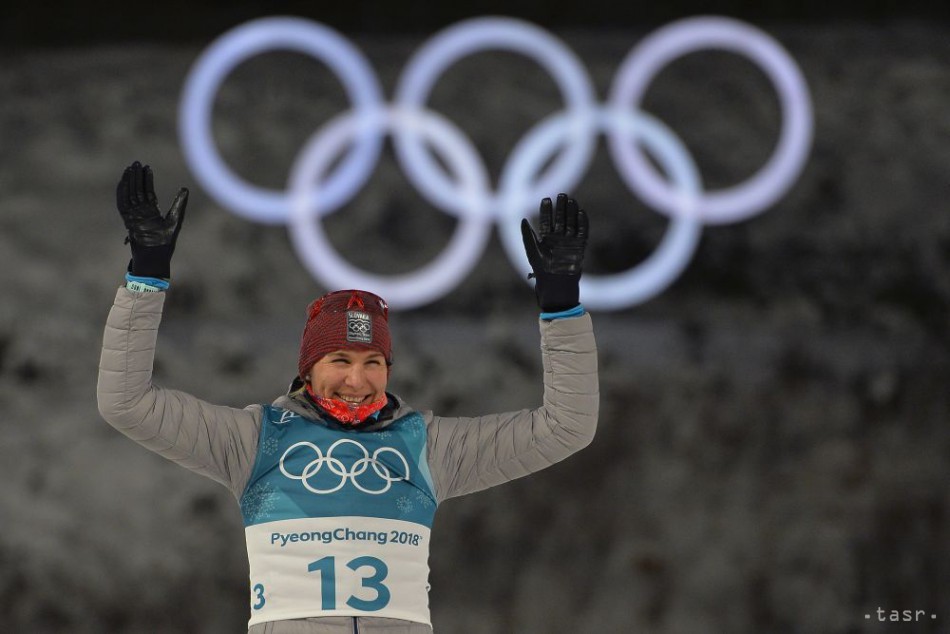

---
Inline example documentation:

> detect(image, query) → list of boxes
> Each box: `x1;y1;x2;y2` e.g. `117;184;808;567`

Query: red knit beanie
297;289;392;380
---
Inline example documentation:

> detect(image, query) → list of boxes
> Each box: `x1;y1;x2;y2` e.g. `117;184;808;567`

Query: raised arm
426;193;599;501
97;161;261;498
426;312;598;501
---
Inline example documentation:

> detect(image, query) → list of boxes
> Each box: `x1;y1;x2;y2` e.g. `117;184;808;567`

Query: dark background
3;0;950;47
1;1;949;633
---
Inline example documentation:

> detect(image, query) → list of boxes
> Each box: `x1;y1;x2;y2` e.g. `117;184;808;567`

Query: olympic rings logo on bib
179;16;813;310
280;439;410;495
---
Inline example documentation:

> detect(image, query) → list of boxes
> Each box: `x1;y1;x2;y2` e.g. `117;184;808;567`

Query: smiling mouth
336;394;369;406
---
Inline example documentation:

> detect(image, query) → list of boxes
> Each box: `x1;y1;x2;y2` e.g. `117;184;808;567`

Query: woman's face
307;349;389;406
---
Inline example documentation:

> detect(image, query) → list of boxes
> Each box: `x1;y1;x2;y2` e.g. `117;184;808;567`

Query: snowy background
1;10;949;634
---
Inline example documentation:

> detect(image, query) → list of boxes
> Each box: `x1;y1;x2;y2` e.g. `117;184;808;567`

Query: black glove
116;161;189;279
520;193;589;312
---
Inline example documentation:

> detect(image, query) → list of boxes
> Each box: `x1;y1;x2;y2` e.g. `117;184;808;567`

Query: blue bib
241;405;437;528
239;405;439;627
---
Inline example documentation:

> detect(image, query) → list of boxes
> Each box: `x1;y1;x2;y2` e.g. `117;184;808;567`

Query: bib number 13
308;555;391;611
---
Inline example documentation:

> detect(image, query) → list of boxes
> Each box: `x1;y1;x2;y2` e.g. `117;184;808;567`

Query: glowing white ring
179;16;814;309
393;16;597;217
178;17;385;224
498;107;702;310
608;15;813;224
288;106;493;309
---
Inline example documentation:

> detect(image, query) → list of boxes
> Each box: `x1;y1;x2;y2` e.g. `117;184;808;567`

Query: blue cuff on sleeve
125;272;170;292
540;304;585;321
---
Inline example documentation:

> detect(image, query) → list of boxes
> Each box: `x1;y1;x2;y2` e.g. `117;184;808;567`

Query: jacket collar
274;377;403;432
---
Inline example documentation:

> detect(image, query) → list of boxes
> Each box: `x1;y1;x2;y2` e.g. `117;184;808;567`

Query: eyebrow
326;352;385;360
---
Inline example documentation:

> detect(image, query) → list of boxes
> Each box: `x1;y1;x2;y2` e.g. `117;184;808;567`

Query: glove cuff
531;271;580;313
127;243;173;279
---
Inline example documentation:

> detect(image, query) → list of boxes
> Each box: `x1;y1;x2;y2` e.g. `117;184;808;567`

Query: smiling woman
96;161;599;634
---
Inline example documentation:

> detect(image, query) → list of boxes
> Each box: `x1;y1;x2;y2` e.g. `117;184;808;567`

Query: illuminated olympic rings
179;15;813;310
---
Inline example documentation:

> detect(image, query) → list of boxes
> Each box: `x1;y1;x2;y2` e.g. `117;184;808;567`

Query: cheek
313;370;343;389
370;370;389;389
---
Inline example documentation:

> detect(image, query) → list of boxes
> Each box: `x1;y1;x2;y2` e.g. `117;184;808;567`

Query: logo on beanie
346;310;372;343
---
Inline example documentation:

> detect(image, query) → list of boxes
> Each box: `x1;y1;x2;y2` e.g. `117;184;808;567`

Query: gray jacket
97;287;599;633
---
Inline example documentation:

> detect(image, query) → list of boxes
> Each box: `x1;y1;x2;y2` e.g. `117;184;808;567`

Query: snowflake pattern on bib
243;481;279;523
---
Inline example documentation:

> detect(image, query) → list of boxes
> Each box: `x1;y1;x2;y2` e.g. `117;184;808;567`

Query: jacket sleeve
425;313;598;502
97;287;262;499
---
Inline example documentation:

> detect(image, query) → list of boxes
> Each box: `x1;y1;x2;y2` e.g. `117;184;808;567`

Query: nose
344;364;366;387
